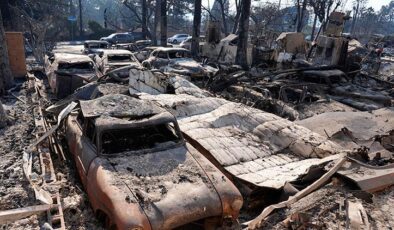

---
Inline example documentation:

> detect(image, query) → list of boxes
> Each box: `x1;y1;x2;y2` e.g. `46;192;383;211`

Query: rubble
2;8;394;230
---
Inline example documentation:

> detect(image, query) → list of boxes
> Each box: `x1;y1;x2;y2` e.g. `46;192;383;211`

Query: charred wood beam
209;65;340;92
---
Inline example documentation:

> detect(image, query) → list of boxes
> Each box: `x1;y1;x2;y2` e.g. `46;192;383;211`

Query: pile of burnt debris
1;11;394;230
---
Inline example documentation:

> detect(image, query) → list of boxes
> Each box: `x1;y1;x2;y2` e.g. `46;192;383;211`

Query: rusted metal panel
5;32;27;78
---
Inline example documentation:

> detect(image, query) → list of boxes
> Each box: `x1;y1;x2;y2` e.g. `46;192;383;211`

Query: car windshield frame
107;54;136;63
168;50;191;59
58;61;95;72
97;121;185;156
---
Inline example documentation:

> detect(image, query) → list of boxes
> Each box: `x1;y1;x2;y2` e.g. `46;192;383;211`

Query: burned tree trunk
311;13;318;40
160;0;167;46
235;0;251;69
0;103;7;128
78;0;83;38
142;0;148;39
0;9;13;91
0;0;13;30
232;0;242;34
191;0;202;57
153;0;160;45
218;0;228;35
296;0;307;32
350;0;360;35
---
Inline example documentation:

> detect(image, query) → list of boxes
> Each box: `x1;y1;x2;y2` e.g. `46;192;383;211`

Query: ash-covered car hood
101;144;222;229
105;62;140;68
166;58;218;76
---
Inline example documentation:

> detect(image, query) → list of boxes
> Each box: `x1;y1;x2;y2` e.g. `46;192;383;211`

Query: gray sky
201;0;392;12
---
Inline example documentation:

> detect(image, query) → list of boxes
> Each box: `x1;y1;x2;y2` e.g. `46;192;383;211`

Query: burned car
44;53;101;98
94;49;141;78
133;46;162;62
116;40;152;52
142;47;217;78
65;94;243;229
83;40;110;55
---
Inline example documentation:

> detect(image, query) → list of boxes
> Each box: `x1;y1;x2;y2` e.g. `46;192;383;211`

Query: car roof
153;47;190;52
53;53;93;63
79;94;174;131
84;40;109;44
101;49;133;55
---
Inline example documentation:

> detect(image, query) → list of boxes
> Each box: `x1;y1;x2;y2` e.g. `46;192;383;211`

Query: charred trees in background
232;0;242;34
191;0;202;57
0;0;12;30
235;0;251;69
218;0;228;35
142;0;148;39
0;9;13;92
153;0;160;45
78;0;84;38
160;0;167;46
296;0;307;32
351;0;361;35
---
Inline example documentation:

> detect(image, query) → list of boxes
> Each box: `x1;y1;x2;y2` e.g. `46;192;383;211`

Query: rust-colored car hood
103;144;223;229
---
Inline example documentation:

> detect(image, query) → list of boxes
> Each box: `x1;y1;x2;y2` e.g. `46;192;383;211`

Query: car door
72;116;98;187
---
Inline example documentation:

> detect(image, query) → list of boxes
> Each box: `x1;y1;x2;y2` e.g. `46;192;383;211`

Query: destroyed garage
1;0;394;229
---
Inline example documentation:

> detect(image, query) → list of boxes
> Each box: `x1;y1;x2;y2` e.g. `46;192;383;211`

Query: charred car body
64;94;243;229
94;49;141;78
83;40;110;55
44;53;101;98
142;47;217;79
133;46;162;62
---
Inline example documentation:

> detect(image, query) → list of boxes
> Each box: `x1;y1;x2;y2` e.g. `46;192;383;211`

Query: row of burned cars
44;40;217;98
44;41;238;229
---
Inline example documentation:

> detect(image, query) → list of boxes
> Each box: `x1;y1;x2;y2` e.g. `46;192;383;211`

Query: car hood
106;62;139;68
167;59;218;76
170;59;201;69
104;144;222;229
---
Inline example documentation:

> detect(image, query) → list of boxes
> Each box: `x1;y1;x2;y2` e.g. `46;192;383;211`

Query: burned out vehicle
142;47;217;78
100;33;134;44
94;49;141;78
116;40;152;52
65;94;243;229
133;46;162;62
44;53;101;98
83;40;110;54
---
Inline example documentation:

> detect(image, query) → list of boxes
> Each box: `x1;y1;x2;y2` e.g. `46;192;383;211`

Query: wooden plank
0;204;56;224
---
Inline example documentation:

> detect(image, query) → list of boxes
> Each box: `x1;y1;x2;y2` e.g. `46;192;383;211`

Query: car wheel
173;39;178;44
